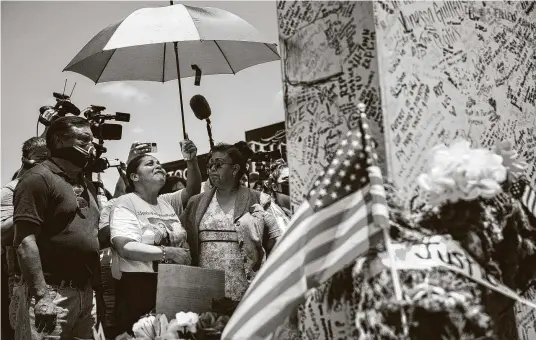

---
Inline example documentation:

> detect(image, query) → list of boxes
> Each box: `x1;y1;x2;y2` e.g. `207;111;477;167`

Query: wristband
160;245;167;263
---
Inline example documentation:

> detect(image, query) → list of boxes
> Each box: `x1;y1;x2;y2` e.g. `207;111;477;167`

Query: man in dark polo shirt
14;117;100;339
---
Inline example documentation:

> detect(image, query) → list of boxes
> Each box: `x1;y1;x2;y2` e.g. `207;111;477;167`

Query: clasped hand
165;246;191;265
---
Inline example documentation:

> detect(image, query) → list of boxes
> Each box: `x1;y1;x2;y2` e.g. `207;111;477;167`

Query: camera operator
13;117;105;339
2;137;48;340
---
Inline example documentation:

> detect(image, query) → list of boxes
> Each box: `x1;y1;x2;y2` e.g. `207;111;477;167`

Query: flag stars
328;168;336;175
362;123;369;130
350;174;357;181
319;189;327;196
360;177;367;183
352;140;360;147
331;192;338;199
344;185;352;192
323;179;331;185
354;163;361;170
332;159;340;166
335;181;341;188
343;160;351;167
336;149;343;156
341;140;348;146
310;190;316;196
346;131;353;137
339;170;347;177
315;200;323;207
347;150;355;157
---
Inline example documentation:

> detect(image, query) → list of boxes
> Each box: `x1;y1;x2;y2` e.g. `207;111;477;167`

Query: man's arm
1;217;14;246
15;222;48;299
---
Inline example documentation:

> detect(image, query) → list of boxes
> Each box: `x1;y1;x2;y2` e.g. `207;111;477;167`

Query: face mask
51;145;96;168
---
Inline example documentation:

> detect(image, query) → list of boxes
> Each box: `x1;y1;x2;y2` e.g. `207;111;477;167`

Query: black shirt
13;158;100;282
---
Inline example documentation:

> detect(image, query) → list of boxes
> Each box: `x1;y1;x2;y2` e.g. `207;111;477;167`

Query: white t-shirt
110;190;186;278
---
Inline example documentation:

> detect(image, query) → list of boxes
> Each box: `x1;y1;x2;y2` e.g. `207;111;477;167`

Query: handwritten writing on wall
277;1;385;211
374;1;536;205
515;285;536;340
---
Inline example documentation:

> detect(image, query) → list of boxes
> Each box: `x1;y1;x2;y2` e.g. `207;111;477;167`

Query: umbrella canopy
64;4;280;83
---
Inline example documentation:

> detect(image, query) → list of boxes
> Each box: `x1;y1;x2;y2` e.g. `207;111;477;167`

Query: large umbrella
64;3;280;138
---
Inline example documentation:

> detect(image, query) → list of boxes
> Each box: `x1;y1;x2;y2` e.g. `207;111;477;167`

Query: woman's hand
179;139;197;160
165;247;191;265
127;142;153;164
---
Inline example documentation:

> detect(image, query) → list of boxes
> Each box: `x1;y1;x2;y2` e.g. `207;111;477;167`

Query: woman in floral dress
181;142;281;301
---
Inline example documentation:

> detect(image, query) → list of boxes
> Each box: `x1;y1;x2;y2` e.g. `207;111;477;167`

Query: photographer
13;117;104;339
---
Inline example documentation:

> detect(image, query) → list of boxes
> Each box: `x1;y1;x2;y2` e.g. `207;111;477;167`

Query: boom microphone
190;94;211;120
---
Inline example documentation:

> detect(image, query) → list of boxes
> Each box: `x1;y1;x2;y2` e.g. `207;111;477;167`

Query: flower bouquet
116;298;238;340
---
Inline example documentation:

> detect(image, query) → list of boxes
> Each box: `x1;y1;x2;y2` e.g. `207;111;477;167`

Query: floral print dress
199;195;249;301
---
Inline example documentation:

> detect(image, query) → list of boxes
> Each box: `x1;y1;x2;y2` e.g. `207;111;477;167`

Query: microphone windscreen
190;94;211;120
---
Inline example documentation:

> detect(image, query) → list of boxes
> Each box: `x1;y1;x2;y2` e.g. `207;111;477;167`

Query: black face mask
51;146;95;168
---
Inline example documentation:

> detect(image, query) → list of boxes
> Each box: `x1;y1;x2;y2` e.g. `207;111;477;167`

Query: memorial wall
374;1;536;204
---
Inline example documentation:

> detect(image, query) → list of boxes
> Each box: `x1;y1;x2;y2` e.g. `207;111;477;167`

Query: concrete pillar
276;1;385;211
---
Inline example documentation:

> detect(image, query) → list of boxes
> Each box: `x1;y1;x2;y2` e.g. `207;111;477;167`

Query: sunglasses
206;160;234;171
72;184;88;209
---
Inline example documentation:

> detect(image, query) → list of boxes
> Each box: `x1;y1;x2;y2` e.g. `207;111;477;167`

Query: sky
1;1;284;191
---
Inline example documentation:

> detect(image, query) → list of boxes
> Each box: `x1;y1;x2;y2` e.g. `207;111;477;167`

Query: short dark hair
159;176;186;195
46;116;90;150
22;137;46;159
210;141;253;189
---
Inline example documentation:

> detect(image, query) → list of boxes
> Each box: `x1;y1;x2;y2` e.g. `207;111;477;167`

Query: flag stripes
521;182;536;218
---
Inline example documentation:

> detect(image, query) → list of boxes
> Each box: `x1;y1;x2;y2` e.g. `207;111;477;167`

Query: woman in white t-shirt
110;140;200;335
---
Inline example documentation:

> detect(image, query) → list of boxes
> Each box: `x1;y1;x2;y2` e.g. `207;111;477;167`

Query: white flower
418;139;507;205
174;312;199;334
133;315;156;339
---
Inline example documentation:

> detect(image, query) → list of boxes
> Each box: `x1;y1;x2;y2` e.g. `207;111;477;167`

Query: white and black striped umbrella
64;4;279;83
64;4;280;136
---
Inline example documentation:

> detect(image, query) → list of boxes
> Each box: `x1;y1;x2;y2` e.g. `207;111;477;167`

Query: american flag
221;108;390;340
511;178;536;219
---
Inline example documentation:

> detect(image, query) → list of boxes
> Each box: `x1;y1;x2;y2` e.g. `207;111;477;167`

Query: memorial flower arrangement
115;298;238;340
298;139;536;340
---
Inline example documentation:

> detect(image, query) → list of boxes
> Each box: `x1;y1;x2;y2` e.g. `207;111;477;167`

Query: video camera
89;157;126;173
82;105;131;141
39;92;81;126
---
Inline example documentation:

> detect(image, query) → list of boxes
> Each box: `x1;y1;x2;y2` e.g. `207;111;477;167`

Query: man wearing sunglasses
13;117;102;340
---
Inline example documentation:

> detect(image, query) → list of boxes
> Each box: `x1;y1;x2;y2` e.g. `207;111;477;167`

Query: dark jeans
10;281;95;340
114;272;157;336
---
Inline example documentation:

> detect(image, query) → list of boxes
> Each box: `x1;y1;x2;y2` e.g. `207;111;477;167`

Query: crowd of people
1;116;292;339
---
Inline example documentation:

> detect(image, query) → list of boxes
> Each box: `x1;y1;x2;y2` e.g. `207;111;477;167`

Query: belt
43;274;89;289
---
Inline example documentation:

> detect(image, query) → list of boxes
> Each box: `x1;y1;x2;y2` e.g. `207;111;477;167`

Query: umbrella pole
173;41;187;139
